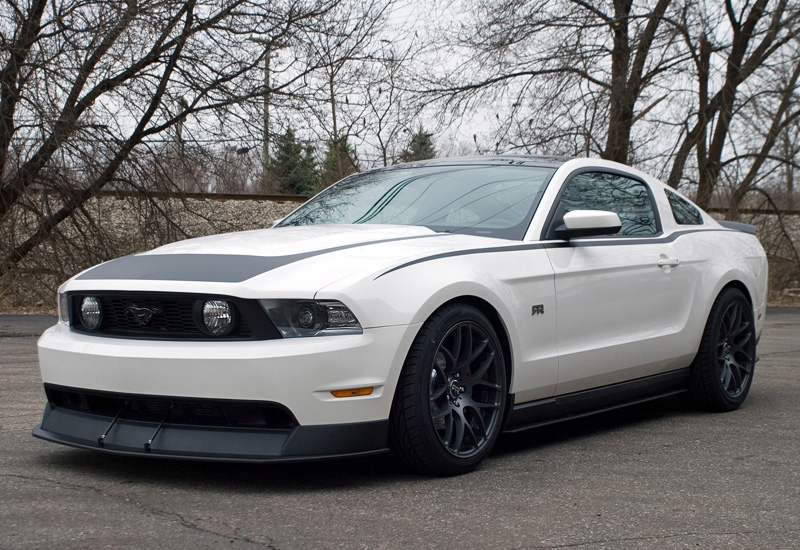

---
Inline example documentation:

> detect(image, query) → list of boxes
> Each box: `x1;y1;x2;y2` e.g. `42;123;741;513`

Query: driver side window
556;172;659;237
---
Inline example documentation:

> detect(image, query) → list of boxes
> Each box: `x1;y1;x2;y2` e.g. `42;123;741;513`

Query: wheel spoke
463;417;479;447
468;350;495;381
736;353;753;373
443;411;454;443
473;380;502;391
431;404;450;421
430;384;447;400
467;405;488;439
450;410;465;451
731;318;751;339
729;361;743;390
719;361;732;389
464;338;489;371
439;347;456;374
457;325;472;369
443;329;461;370
734;329;752;349
733;346;753;366
473;398;500;410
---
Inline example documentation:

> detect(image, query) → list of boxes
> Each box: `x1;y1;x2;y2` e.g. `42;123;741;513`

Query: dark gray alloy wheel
389;303;507;475
689;287;756;411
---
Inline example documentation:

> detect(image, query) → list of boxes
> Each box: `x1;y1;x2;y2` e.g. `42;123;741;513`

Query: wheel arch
721;280;753;307
688;278;757;360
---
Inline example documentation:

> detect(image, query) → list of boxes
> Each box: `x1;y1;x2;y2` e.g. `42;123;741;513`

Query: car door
543;170;696;395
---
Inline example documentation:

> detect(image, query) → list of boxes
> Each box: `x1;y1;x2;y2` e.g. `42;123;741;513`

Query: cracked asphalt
1;310;799;550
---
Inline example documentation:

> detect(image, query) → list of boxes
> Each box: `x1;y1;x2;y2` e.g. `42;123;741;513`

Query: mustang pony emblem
125;304;161;326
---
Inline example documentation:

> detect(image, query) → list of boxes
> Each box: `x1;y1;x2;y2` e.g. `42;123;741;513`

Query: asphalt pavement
1;311;798;549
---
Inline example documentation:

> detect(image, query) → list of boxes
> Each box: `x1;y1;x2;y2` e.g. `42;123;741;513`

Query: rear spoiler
719;220;757;235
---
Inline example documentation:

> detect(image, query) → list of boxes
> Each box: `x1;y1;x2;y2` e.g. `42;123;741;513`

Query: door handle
657;257;680;271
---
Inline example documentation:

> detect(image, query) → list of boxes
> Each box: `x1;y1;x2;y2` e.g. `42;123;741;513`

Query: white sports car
34;156;767;475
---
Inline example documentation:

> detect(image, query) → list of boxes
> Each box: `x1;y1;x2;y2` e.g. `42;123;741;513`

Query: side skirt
503;369;690;434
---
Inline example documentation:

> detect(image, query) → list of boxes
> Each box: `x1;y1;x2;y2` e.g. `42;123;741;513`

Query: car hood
67;224;514;298
148;224;438;256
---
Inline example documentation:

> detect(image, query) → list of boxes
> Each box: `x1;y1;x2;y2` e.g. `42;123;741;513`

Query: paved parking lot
1;311;799;549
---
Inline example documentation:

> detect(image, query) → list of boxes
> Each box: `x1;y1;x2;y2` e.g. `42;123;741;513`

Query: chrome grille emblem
125;304;161;326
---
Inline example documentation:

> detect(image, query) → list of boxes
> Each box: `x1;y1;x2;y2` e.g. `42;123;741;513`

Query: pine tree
319;137;360;189
270;127;318;195
398;127;436;163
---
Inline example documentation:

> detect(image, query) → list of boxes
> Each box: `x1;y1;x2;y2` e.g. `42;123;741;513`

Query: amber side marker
331;387;374;398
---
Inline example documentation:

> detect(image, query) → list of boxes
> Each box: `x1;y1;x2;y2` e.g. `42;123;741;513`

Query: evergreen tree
398;127;436;163
270;127;318;195
319;137;360;189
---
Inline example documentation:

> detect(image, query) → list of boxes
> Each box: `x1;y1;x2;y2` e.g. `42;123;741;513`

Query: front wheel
689;287;756;411
389;304;507;475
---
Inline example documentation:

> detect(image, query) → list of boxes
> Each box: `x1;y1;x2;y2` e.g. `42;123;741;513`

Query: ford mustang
34;156;767;475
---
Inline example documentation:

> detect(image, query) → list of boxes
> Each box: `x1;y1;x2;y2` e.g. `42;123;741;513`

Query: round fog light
201;300;234;335
80;296;102;330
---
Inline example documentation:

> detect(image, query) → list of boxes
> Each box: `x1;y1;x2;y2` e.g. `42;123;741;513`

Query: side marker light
330;387;374;398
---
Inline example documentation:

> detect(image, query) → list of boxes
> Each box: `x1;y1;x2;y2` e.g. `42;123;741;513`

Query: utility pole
251;38;286;188
263;45;272;175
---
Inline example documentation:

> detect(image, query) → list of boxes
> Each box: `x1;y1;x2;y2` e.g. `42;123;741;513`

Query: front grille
99;294;209;335
68;291;280;340
46;386;296;430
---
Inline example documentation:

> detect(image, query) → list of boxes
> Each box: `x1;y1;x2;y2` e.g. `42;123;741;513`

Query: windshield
276;164;556;240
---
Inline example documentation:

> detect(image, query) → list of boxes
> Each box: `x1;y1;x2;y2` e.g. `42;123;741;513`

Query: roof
372;155;575;172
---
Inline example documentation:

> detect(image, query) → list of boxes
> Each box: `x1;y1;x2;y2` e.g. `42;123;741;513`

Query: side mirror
554;210;621;240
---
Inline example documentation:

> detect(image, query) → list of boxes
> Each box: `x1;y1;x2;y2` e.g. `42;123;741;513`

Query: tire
689;287;756;411
389;303;507;475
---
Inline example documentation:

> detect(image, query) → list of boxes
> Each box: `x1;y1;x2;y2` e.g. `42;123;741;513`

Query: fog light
80;296;102;330
201;300;234;335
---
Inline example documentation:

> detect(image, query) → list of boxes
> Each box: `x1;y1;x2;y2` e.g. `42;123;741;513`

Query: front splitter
33;404;389;463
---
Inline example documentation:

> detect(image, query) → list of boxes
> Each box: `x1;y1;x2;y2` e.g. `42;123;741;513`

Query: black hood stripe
76;234;444;283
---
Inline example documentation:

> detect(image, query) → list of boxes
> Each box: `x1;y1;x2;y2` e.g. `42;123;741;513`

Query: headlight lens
260;300;362;337
200;300;235;335
79;296;102;330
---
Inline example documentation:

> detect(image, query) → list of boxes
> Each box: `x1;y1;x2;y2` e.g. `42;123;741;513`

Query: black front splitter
33;403;389;463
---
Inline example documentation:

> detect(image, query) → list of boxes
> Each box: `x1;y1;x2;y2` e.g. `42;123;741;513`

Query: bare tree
361;41;426;166
420;0;685;161
665;0;800;208
0;0;348;277
296;0;392;178
424;0;800;210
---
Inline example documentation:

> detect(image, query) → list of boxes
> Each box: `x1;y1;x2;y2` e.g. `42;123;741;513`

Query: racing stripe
76;234;444;282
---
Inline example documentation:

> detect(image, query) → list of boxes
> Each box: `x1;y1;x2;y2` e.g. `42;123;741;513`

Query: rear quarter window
665;189;703;225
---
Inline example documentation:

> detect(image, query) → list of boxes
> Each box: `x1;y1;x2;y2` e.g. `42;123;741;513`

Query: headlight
260;300;362;337
58;291;69;325
197;299;235;336
79;296;102;330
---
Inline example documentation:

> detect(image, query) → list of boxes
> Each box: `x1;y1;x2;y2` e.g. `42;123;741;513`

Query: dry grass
0;194;300;313
1;197;798;313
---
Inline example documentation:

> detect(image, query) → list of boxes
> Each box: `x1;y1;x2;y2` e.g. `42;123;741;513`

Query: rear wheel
689;287;756;411
389;303;506;475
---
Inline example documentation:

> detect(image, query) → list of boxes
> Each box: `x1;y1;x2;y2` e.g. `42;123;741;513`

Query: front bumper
33;402;389;462
35;321;420;461
37;322;418;426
